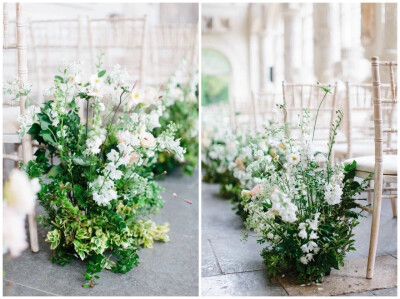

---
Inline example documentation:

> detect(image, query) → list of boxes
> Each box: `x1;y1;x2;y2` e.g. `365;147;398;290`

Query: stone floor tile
202;240;222;277
201;270;287;296
209;237;266;274
3;281;56;296
372;287;398;296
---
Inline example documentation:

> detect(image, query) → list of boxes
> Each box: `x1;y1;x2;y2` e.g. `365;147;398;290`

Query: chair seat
3;105;20;134
344;155;397;183
334;142;375;157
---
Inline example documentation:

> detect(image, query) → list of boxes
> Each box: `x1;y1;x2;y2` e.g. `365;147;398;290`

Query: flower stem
312;90;329;141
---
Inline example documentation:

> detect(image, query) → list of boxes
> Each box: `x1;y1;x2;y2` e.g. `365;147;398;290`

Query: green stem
312;90;329;141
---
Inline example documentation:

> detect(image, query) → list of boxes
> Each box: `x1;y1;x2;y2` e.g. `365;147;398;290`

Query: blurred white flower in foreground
3;169;40;257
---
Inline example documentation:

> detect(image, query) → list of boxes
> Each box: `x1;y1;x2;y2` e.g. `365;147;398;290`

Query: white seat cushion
334;142;375;157
344;155;397;183
3;105;20;134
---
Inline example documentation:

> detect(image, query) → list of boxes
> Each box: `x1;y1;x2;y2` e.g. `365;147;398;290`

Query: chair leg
366;184;383;279
13;144;20;168
28;211;39;252
367;181;373;205
390;197;397;218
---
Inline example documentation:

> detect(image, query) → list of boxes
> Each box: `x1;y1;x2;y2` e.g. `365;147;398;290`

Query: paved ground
201;182;397;296
3;168;199;296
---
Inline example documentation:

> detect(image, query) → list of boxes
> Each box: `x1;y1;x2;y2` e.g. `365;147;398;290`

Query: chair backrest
88;16;147;86
3;3;28;114
344;82;392;157
231;96;256;135
371;57;397;166
29;18;83;102
3;3;33;162
282;81;338;144
146;23;198;86
251;91;282;132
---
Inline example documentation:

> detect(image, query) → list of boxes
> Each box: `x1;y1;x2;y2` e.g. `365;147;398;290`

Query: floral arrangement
202;124;284;219
240;99;371;283
3;170;40;257
153;63;199;176
16;56;185;287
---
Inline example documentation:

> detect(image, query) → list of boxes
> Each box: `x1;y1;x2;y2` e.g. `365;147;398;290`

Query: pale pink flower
250;185;263;197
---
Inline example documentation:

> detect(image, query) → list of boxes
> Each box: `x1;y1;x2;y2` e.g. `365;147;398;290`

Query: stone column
313;3;340;82
382;3;397;61
339;3;370;82
283;3;302;82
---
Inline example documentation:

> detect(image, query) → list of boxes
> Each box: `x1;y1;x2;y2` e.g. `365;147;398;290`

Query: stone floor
201;182;398;296
3;168;199;296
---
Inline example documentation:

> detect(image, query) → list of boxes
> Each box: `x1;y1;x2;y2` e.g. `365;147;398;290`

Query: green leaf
37;113;52;130
28;122;41;136
39;129;55;144
82;282;91;288
55;75;64;83
73;157;91;166
98;70;106;78
47;165;63;178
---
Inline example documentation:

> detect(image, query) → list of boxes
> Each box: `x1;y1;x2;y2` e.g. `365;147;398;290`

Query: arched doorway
201;49;231;106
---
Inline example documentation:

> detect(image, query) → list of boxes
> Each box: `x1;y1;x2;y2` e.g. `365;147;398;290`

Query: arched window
201;49;231;106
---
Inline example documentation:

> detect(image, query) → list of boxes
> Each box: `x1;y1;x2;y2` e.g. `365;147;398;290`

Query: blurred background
201;3;397;129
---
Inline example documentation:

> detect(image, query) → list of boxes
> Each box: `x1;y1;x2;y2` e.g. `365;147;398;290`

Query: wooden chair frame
3;3;39;252
366;57;397;279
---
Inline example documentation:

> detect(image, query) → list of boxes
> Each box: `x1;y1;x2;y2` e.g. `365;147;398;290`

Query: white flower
3;169;38;214
144;87;159;106
324;183;343;205
309;231;318;240
288;152;300;165
86;136;103;154
140;132;156;149
69;74;81;84
107;149;120;164
270;188;298;223
90;74;102;87
87;86;103;98
108;169;123;180
298;229;308;239
126;88;144;110
300;256;308;265
301;244;309;253
3;203;28;257
306;253;314;261
267;232;274;239
298;222;307;230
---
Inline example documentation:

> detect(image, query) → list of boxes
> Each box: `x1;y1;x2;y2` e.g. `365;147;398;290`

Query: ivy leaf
39;129;55;144
98;70;106;78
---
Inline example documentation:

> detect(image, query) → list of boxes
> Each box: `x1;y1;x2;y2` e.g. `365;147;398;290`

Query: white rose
140;132;156;149
3;169;37;214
